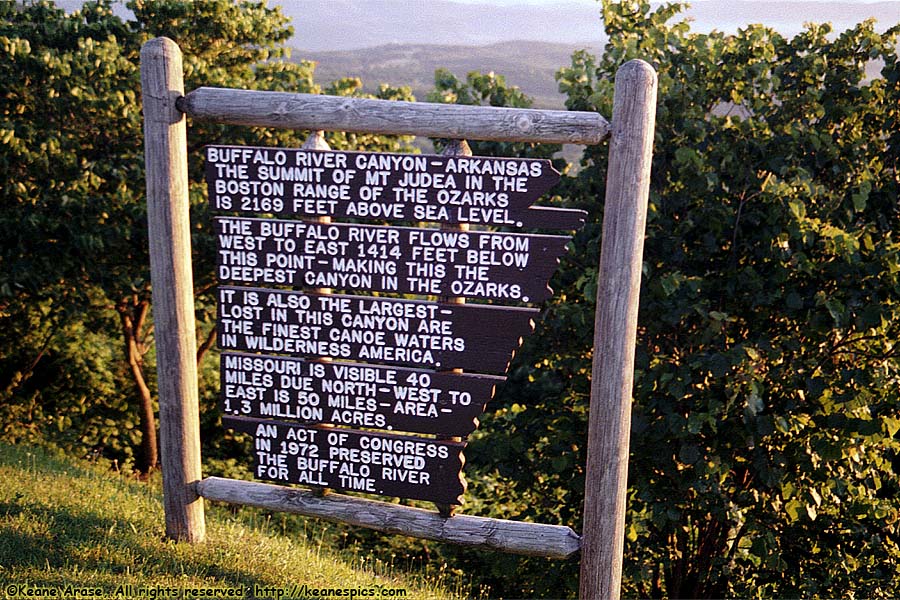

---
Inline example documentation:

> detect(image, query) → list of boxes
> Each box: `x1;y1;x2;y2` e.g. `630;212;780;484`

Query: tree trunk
118;299;158;474
196;325;217;364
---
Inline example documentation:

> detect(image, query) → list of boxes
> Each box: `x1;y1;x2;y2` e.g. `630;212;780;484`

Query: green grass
0;443;466;598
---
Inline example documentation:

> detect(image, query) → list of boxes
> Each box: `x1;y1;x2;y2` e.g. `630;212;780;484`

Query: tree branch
197;325;217;365
134;299;150;342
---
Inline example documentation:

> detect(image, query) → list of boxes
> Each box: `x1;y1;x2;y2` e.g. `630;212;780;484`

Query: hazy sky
458;0;900;2
453;0;893;3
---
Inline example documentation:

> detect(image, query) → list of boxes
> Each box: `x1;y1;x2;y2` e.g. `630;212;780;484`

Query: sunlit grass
0;443;468;598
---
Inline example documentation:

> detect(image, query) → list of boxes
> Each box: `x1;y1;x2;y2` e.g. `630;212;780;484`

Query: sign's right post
579;59;658;600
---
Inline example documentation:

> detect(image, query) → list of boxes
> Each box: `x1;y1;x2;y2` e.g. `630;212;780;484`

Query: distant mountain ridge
299;37;886;111
299;40;598;108
295;1;898;108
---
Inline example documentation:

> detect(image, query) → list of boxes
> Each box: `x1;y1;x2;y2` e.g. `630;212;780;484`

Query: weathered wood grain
579;60;657;600
196;476;581;558
436;139;472;517
140;37;205;543
302;129;331;151
180;87;609;145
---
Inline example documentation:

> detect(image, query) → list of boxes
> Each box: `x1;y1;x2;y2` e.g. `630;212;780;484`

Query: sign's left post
141;37;206;543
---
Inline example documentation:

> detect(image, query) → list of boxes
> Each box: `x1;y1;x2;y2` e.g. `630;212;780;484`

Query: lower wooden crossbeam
196;477;581;559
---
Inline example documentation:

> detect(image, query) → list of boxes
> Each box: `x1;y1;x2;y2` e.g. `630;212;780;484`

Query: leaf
785;499;803;522
745;392;764;417
884;417;900;437
678;444;701;465
809;488;822;507
788;199;806;219
626;523;638;542
675;147;702;168
805;504;818;521
781;481;796;499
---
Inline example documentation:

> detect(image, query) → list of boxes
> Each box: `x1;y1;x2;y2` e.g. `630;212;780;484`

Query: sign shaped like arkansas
221;352;502;436
225;415;466;505
206;145;585;229
215;216;570;302
217;286;536;375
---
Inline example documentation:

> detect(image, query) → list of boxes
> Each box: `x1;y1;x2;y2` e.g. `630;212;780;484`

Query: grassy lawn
0;443;466;598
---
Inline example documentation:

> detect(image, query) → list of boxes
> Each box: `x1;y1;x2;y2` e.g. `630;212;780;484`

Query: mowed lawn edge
0;443;465;599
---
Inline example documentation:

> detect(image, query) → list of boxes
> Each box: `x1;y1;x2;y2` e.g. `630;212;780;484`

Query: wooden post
197;477;581;558
141;37;206;543
303;129;334;497
579;59;657;600
436;139;472;518
179;88;609;144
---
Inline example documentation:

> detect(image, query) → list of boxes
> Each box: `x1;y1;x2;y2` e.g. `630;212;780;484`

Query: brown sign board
217;286;536;374
215;216;570;303
205;145;585;229
224;415;466;505
221;352;502;436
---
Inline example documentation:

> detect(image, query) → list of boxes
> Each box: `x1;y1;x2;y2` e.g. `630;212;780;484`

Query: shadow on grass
0;498;272;593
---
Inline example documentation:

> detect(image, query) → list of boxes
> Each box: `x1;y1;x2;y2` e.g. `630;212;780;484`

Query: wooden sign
206;141;581;508
221;352;502;436
224;415;466;505
145;38;653;578
217;286;536;374
205;145;585;229
215;216;569;302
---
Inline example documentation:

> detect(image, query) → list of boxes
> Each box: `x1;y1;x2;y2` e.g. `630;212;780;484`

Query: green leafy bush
2;1;899;598
0;1;413;473
461;2;900;597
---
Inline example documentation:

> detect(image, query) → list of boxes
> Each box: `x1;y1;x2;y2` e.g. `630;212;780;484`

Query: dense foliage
0;0;413;473
2;0;899;598
458;1;900;597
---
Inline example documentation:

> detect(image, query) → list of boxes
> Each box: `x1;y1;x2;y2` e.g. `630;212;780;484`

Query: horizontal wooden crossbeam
178;88;609;145
196;477;581;559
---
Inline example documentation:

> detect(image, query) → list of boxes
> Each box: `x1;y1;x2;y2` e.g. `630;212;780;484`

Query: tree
0;0;414;473
352;3;898;598
427;68;561;161
0;0;145;460
466;1;900;597
4;2;900;597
